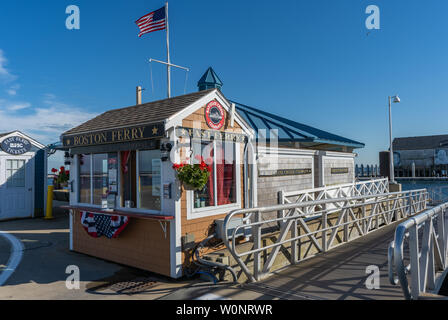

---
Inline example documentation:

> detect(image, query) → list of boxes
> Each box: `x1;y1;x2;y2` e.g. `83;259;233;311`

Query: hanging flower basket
173;156;212;191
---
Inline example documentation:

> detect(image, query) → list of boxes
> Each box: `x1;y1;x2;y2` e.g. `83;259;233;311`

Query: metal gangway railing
428;186;448;206
388;202;448;299
279;178;389;215
223;189;428;283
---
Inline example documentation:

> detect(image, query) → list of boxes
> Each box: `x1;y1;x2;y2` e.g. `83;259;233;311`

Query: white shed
0;131;47;220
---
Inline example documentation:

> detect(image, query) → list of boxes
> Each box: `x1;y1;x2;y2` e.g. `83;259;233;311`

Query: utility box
214;217;251;240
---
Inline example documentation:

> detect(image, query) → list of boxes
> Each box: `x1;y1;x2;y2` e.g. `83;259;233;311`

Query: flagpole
165;2;171;98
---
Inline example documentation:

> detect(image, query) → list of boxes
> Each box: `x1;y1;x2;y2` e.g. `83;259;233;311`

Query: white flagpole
165;2;171;98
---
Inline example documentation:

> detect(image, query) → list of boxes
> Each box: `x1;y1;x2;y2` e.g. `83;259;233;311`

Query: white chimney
136;86;142;105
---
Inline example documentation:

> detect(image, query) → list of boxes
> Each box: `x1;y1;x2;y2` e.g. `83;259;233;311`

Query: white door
0;155;34;220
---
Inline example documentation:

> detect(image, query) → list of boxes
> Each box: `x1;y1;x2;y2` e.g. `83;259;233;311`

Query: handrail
388;202;448;299
285;178;388;196
223;189;428;283
282;178;388;199
279;178;389;216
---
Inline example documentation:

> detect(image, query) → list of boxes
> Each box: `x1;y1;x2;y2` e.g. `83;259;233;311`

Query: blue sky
1;0;447;169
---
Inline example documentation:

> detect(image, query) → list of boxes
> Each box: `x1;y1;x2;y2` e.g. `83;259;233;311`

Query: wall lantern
64;151;74;166
161;143;173;162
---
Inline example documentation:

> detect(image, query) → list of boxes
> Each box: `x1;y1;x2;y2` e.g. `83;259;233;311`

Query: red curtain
121;151;130;174
207;148;214;206
221;163;234;205
206;145;235;206
215;146;234;206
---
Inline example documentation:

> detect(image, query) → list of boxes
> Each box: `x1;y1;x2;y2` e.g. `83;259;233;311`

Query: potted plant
53;166;70;189
172;156;211;191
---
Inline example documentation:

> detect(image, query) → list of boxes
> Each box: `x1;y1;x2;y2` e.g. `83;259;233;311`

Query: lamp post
388;95;400;184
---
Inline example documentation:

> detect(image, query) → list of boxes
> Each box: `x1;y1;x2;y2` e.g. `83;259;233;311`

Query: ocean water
398;179;448;203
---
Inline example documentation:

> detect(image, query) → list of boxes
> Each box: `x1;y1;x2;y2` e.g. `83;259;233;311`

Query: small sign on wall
259;168;312;177
205;100;225;130
1;136;31;155
331;167;349;174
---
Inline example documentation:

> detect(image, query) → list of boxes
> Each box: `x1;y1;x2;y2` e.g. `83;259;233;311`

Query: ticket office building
63;81;364;279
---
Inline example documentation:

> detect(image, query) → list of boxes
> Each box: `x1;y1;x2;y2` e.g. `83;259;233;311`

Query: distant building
389;134;448;177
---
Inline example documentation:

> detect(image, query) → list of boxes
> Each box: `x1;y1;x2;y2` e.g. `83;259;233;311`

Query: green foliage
173;163;211;190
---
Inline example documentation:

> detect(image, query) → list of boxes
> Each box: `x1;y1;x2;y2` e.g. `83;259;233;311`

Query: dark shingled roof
62;89;215;136
393;135;448;150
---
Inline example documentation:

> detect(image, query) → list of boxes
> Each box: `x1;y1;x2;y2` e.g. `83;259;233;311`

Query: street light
388;95;400;184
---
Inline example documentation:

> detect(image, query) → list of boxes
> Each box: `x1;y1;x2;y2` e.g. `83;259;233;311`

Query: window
78;153;117;206
78;154;91;203
192;140;238;211
6;159;26;188
93;153;108;205
138;150;162;211
77;150;162;212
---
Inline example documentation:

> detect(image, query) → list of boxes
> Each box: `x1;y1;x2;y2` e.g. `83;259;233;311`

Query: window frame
187;140;242;220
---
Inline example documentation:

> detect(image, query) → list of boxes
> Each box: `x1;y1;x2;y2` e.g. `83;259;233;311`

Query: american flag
81;212;129;239
135;6;166;38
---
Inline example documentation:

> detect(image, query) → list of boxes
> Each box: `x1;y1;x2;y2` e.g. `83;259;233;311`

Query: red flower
173;163;186;170
51;168;57;173
60;166;65;172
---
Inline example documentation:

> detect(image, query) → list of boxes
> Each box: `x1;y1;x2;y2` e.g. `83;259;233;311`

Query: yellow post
45;185;54;220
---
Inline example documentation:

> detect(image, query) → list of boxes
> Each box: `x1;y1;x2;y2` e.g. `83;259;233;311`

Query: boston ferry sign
62;123;165;148
1;136;32;155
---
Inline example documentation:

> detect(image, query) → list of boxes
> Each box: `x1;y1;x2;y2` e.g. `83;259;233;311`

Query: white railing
428;186;448;205
279;178;389;215
223;189;427;283
388;202;448;299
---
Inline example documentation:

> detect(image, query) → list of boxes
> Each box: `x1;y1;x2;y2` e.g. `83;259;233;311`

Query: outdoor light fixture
388;95;401;184
64;151;73;166
161;142;173;162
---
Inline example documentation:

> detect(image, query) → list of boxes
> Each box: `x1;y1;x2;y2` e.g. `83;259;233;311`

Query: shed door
0;155;34;220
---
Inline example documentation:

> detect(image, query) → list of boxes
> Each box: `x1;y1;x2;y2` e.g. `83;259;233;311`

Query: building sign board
176;127;247;143
205;100;225;130
331;167;349;174
259;168;312;177
62;122;165;148
1;136;32;155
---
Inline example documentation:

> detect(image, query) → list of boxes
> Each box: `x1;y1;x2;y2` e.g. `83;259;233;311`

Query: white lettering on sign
1;136;31;155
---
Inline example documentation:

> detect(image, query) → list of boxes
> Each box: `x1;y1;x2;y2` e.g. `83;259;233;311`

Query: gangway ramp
241;220;404;300
215;189;430;299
